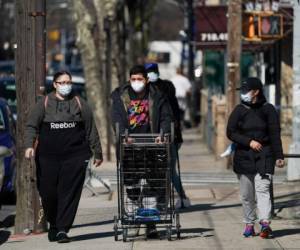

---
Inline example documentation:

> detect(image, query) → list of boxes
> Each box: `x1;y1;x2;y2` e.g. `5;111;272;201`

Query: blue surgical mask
147;72;159;82
57;84;72;96
240;91;252;103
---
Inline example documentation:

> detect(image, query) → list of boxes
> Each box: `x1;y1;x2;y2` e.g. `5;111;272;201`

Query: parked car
0;76;16;118
0;60;15;76
0;98;16;205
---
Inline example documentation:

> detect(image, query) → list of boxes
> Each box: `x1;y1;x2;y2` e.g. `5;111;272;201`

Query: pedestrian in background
24;71;103;243
226;77;284;238
145;62;190;208
170;67;192;127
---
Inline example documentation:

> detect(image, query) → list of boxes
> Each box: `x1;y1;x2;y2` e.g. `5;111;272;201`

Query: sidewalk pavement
1;128;300;250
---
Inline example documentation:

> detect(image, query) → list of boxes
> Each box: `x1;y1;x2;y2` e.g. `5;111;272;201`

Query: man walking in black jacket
227;77;284;239
145;63;190;208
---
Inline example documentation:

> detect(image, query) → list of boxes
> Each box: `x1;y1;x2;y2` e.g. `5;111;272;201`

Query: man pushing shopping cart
111;65;180;241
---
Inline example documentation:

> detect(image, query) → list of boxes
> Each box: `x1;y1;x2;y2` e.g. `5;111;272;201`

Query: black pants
36;153;89;232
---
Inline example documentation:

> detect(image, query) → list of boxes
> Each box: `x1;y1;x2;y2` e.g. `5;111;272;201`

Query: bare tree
72;0;156;159
73;0;110;157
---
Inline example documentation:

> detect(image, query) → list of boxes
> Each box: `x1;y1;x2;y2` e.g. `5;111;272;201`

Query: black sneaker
146;224;159;239
56;231;71;243
48;228;58;242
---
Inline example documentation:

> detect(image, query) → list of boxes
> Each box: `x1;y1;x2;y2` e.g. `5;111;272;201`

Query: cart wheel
123;228;128;242
113;216;118;241
166;226;172;241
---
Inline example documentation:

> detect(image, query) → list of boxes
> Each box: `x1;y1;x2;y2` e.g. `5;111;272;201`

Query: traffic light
243;13;259;40
243;13;283;40
258;14;283;38
246;15;255;38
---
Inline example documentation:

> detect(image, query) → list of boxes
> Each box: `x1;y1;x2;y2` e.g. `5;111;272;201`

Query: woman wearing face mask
227;77;284;239
24;71;103;243
111;65;172;238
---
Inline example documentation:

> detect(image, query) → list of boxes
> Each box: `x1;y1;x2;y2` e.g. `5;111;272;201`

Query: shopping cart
113;124;180;241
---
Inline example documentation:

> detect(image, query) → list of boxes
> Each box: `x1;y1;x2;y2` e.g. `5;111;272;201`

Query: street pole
225;0;242;168
274;40;282;115
184;0;196;126
32;0;47;233
15;0;47;234
226;0;242;115
287;1;300;181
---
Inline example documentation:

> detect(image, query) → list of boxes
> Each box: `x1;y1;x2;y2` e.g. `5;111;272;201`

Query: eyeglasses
55;81;72;85
130;77;145;81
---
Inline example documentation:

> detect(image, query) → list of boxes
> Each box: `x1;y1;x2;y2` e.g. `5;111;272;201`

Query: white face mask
57;84;72;96
131;81;145;93
240;91;252;103
147;72;159;82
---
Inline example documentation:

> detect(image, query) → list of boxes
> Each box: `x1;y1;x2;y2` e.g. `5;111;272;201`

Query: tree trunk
73;0;108;157
73;0;123;159
73;0;154;160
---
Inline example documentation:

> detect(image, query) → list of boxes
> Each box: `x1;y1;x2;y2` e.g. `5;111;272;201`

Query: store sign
200;33;228;42
195;6;228;49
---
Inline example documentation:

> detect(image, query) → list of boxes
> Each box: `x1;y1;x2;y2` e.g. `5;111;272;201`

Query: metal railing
271;153;300;217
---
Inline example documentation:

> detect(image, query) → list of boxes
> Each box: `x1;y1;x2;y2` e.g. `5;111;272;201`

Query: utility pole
287;1;300;181
15;0;47;234
34;0;46;96
274;40;282;116
225;0;242;168
226;0;242;119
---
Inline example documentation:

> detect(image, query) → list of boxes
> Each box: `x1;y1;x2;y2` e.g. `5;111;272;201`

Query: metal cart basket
113;125;180;241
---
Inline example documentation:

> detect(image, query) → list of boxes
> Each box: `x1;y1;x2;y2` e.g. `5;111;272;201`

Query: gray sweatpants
238;173;272;224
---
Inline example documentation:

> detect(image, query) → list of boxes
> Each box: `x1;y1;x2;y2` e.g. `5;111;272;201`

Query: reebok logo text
50;122;77;129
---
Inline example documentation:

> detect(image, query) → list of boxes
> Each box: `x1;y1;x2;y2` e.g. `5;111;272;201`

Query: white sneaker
175;197;191;209
220;143;235;158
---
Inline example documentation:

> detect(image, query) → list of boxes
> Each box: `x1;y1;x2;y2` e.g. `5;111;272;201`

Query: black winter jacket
150;78;183;143
111;84;172;136
226;96;284;175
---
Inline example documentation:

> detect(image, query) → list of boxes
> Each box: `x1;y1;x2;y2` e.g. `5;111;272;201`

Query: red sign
195;6;228;50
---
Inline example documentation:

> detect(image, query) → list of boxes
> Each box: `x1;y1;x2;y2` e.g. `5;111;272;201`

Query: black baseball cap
236;77;263;92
